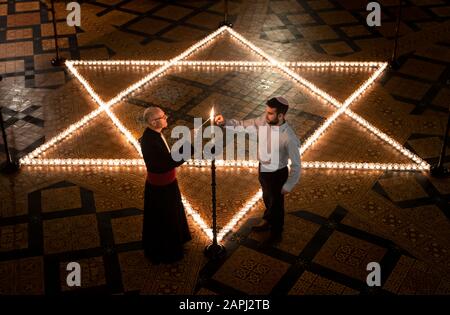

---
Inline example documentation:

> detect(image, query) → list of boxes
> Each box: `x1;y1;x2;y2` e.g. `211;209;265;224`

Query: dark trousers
258;165;289;232
143;181;191;263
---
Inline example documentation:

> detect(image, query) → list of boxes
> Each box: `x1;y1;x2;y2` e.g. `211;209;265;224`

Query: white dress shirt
225;115;301;192
160;133;171;153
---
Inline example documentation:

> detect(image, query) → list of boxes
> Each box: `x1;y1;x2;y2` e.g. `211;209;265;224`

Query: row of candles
21;26;407;169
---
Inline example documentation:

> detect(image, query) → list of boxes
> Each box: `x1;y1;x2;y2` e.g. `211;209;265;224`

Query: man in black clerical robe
140;106;191;264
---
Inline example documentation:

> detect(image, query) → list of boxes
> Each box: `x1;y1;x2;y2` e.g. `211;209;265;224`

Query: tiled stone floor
1;0;450;295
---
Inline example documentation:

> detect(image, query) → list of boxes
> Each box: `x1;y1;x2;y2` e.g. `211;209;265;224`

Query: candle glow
210;107;215;123
17;26;431;244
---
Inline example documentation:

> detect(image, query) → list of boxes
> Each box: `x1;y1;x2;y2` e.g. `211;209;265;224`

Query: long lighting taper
210;107;215;138
204;106;226;259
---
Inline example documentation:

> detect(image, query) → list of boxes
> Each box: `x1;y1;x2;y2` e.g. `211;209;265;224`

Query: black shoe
251;220;271;232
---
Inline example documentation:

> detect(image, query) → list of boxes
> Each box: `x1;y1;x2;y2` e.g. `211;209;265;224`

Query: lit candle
210;106;215;132
210;106;215;146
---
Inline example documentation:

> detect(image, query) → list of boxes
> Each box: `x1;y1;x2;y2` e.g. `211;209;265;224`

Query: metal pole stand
0;84;20;174
390;0;403;70
218;0;233;28
430;107;450;178
50;0;65;67
204;157;226;259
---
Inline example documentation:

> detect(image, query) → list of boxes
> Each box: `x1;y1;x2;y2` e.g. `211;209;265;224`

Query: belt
258;163;288;173
146;169;176;186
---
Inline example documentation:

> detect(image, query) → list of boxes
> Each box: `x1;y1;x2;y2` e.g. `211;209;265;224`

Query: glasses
152;114;168;121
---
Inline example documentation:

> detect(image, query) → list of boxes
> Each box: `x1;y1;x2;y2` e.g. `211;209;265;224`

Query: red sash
146;169;176;186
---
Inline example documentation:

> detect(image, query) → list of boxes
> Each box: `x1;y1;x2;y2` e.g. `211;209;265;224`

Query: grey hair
143;106;161;124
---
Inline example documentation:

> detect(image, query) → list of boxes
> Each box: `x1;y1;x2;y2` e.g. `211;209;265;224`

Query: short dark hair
267;97;289;115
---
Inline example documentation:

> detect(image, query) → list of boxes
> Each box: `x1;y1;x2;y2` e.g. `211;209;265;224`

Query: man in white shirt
215;97;301;240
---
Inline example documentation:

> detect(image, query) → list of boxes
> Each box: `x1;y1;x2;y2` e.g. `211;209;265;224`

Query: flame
210;106;215;121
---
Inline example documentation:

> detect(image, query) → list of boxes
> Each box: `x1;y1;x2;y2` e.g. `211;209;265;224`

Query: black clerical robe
140;127;191;263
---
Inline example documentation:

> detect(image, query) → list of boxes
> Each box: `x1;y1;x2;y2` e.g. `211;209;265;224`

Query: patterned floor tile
378;175;429;202
428;176;450;195
0;3;6;16
317;10;358;25
384;255;450;294
340;25;372;37
0;194;28;218
15;2;40;12
313;231;387;282
111;215;143;244
432;88;450;109
153;5;193;20
120;0;160;13
407;137;442;159
41;186;82;213
320;41;355;55
128;17;172;35
274;216;321;255
401;205;450;242
34;72;66;88
141;240;207;294
307;0;335;10
7;12;41;27
299;25;339;40
0;223;28;252
248;215;320;255
399;59;446;81
291;66;377;102
94;191;141;212
269;0;304;14
415;44;450;63
212;246;290;294
289;271;359;295
118;250;152;292
286;13;315;25
0;257;44;294
0;42;34;59
384;77;431;101
43;214;100;254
